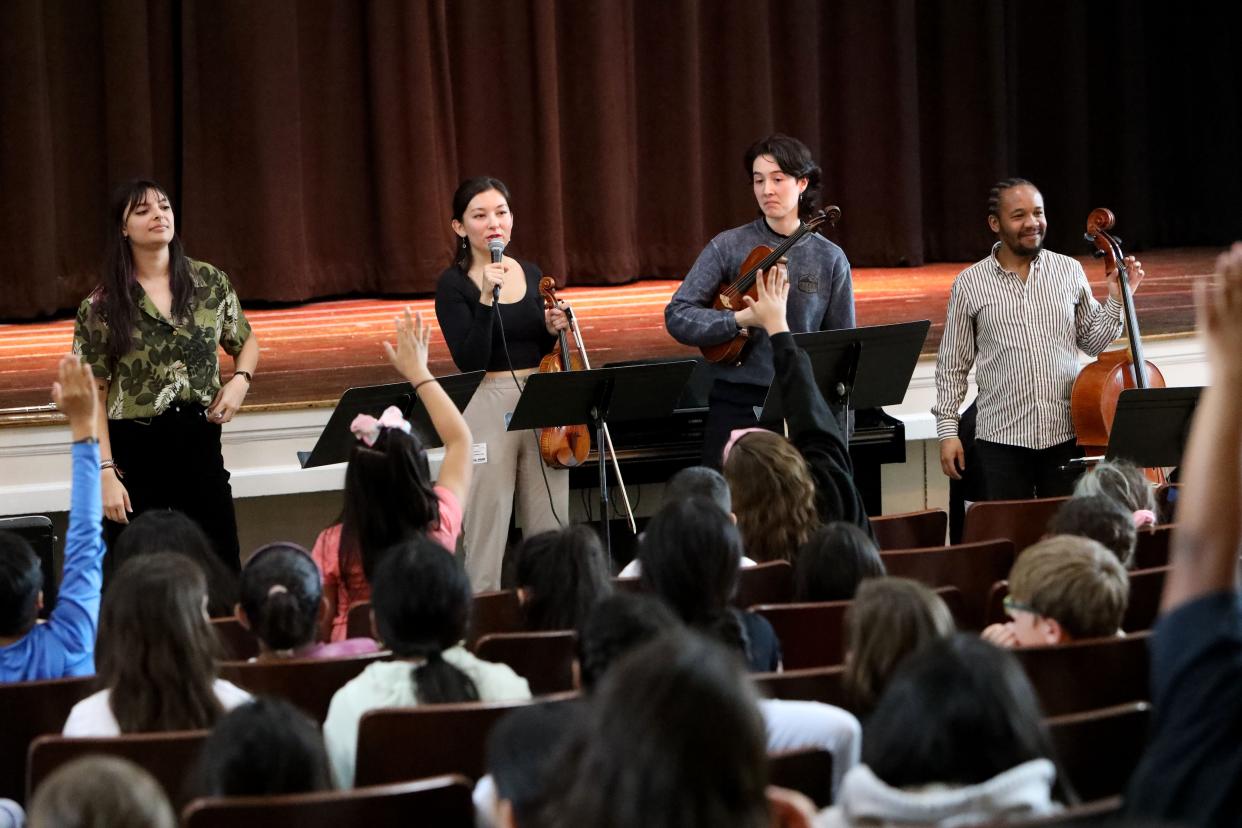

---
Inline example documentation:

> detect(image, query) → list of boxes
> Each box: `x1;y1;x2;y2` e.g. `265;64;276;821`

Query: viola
1070;208;1166;457
701;206;841;365
536;277;592;468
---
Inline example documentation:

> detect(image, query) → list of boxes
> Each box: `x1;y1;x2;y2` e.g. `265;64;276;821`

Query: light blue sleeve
46;441;106;659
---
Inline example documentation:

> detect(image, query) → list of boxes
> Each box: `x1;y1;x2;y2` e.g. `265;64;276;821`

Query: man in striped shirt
932;178;1145;500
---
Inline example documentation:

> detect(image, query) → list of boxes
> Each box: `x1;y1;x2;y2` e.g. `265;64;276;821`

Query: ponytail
411;648;480;705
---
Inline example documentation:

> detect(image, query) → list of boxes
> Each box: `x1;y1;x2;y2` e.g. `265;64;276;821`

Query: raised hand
383;307;434;384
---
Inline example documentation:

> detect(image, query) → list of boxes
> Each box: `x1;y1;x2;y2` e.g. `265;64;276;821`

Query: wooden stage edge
0;246;1214;427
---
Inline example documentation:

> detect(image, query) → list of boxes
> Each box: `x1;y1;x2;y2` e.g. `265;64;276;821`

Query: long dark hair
864;634;1075;802
239;543;323;652
794;521;886;602
193;698;331;798
547;632;770;828
370;537;479;704
743;134;823;221
111;510;240;617
339;425;441;583
450;176;513;270
637;498;747;657
90;179;195;367
97;553;224;733
514;526;613;631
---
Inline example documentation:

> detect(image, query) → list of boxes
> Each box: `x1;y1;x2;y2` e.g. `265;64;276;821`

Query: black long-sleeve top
434;261;557;372
770;331;876;542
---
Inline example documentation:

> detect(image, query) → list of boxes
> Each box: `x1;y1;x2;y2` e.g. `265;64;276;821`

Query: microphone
488;238;506;302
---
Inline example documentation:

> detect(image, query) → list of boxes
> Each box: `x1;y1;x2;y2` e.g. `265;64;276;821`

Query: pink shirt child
311;485;463;642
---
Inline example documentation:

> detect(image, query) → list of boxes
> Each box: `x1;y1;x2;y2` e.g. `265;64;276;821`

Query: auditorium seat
870;508;948;550
1122;566;1168;632
345;602;373;641
880;539;1016;629
28;730;207;807
734;560;794;607
218;652;390;723
474;631;576;695
768;748;835;808
991;798;1123;826
1133;524;1174;570
751;601;850;670
0;674;93;803
985;580;1010;627
753;666;849;710
182;774;474;828
1013;632;1151;716
961;496;1068;552
467;590;524;646
210;617;261;661
354;694;576;786
1047;702;1151;802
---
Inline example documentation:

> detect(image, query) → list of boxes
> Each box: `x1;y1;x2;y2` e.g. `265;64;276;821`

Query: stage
0;247;1211;422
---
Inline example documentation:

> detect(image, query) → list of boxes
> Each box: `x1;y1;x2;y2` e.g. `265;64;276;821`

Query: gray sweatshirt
664;217;856;388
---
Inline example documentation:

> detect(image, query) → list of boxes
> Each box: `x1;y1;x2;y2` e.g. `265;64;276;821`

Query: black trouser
702;381;774;469
972;438;1084;500
104;402;241;572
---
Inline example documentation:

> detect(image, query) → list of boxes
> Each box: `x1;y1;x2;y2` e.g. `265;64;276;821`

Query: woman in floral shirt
73;179;259;571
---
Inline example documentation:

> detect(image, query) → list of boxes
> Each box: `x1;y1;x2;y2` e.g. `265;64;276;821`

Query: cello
1070;208;1165;458
701;206;841;365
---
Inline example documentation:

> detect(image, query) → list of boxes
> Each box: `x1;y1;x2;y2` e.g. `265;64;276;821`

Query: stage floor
1;247;1210;423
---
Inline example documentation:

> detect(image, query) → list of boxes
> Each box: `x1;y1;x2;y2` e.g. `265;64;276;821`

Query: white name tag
472;442;488;465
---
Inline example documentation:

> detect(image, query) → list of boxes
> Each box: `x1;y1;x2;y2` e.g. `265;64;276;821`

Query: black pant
702;381;774;469
972;438;1084;501
104;402;241;572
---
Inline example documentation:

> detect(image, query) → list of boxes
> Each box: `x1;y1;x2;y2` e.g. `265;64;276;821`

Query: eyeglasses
1002;595;1041;617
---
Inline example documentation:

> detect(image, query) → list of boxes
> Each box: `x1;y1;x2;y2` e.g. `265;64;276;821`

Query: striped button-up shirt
933;243;1123;450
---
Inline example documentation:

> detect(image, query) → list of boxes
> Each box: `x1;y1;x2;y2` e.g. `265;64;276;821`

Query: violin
1070;208;1166;457
537;277;591;468
701;206;841;365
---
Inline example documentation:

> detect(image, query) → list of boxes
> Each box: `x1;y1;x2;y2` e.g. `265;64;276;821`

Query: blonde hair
723;430;819;563
1009;536;1129;639
844;578;955;715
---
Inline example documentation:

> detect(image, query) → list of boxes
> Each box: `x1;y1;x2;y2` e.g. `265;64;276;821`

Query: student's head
1005;536;1129;646
986;177;1045;259
513;525;612;632
864;634;1068;800
723;429;819;563
743;134;822;222
238;543;324;653
341;413;440;582
486;703;579;828
97;553;224;732
1048;495;1138;568
576;592;682;692
665;466;733;517
29;755;175;828
97;179;193;366
450;176;514;270
549;633;769;828
193;697;331;798
0;530;42;638
111;509;239;618
1073;459;1158;523
637;498;747;655
844;577;955;715
371;536;479;704
794;522;886;602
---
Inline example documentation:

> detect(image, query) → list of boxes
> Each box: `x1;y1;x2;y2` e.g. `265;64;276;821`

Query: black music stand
507;361;697;564
757;320;931;421
299;371;486;468
1106;386;1202;468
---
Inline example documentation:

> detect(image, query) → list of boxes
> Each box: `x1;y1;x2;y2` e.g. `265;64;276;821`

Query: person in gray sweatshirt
664;133;857;467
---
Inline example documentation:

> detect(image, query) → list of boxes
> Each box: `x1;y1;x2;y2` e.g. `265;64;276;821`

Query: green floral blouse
72;260;253;420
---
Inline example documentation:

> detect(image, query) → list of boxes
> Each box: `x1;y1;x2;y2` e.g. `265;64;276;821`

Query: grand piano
568;358;905;516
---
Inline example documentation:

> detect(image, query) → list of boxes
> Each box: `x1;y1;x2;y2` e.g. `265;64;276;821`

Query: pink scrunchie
350;405;411;448
721;427;770;465
1132;509;1157;529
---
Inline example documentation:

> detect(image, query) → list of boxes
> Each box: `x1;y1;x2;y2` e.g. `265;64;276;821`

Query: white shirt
618;555;759;579
62;679;252;736
760;699;861;801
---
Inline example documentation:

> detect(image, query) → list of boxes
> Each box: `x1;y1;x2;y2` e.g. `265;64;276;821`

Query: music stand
1106;386;1202;468
757;320;931;422
507;361;697;563
299;371;486;468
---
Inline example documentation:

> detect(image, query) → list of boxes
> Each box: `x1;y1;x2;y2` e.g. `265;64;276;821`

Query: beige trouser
461;370;570;592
